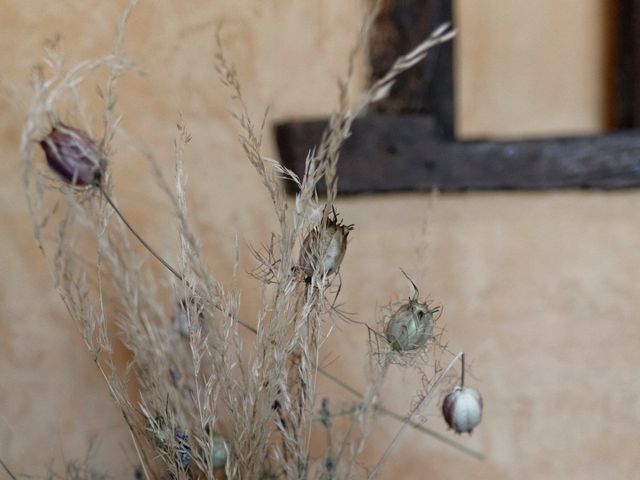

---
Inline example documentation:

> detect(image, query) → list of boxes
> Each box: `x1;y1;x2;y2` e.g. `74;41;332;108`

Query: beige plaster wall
454;0;616;139
1;1;638;479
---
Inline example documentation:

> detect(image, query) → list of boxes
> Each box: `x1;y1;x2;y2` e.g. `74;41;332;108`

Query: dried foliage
17;1;479;479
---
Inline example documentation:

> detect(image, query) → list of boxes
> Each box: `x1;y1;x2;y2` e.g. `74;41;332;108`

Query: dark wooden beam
618;0;640;127
276;116;640;193
370;0;454;138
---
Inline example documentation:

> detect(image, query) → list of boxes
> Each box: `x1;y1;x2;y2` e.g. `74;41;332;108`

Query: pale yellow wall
455;0;615;139
1;1;639;479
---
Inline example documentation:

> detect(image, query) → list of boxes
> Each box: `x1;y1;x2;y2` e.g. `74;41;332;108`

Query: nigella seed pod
385;298;435;351
299;209;353;279
39;123;104;186
210;434;228;469
442;386;483;434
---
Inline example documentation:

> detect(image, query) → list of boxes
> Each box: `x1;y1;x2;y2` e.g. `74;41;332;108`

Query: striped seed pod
299;210;353;279
442;386;483;434
385;296;436;351
39;123;104;186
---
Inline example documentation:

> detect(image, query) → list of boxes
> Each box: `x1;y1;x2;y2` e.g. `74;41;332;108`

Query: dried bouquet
10;1;482;478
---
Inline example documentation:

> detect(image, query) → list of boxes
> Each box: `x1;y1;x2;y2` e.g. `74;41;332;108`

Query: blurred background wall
1;0;638;478
455;0;616;139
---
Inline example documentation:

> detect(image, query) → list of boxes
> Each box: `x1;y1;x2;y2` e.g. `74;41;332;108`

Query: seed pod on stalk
385;280;438;351
299;209;353;280
39;123;105;187
39;121;186;282
210;434;228;470
442;386;483;434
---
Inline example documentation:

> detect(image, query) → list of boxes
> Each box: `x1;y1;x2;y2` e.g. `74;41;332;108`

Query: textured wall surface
454;0;615;139
1;1;639;479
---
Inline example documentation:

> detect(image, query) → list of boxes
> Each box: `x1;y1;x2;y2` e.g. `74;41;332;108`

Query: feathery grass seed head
173;297;205;338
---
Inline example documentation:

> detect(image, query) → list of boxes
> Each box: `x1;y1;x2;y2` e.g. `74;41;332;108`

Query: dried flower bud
173;298;205;338
210;434;228;469
175;429;191;469
385;297;435;351
299;210;353;279
442;386;483;434
39;123;104;186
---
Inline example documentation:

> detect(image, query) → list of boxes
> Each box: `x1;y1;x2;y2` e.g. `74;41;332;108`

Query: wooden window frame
276;0;640;193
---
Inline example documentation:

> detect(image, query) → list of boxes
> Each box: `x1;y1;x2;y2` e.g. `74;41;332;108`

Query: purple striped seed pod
442;386;483;434
39;124;104;186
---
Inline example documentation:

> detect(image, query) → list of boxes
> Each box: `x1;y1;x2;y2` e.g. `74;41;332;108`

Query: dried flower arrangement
11;1;482;478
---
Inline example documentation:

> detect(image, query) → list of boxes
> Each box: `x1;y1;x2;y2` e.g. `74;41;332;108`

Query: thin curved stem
315;355;482;460
368;352;465;479
100;185;184;282
0;458;18;480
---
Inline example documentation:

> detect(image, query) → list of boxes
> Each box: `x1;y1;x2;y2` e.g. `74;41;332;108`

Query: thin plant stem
341;356;391;477
128;428;153;480
0;458;18;480
100;185;184;282
235;319;481;459
372;404;483;460
315;358;482;460
368;352;465;479
336;356;389;461
94;360;157;480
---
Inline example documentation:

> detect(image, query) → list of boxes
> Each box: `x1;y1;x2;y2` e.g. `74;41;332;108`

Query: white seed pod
442;386;483;434
299;211;352;279
210;434;228;469
385;298;434;351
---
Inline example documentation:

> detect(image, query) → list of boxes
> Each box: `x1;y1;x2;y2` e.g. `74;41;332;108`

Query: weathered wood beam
276;115;640;193
618;0;640;127
370;0;454;138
